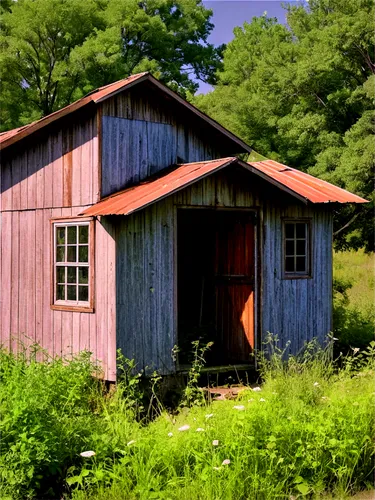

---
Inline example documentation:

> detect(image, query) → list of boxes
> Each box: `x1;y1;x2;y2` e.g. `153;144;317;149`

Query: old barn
0;72;367;380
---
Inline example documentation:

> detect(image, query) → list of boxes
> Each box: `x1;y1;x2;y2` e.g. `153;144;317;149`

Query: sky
198;0;298;93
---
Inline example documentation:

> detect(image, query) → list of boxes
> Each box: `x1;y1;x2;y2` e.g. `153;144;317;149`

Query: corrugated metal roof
81;158;237;216
0;73;148;150
81;157;367;217
246;159;367;204
0;73;252;153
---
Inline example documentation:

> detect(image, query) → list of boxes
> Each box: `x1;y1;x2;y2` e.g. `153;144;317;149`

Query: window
283;220;311;278
52;219;94;311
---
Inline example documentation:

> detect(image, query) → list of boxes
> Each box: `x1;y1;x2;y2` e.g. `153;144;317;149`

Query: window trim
50;217;95;312
282;218;312;280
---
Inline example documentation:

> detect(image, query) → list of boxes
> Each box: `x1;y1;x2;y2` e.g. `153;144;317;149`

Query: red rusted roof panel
248;159;367;204
0;72;252;153
0;73;149;150
81;157;367;218
81;158;237;216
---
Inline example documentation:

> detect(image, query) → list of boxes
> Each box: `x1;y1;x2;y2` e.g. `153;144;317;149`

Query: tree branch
333;211;361;237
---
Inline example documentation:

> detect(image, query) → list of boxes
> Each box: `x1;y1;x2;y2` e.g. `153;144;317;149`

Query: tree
0;0;222;130
194;0;374;250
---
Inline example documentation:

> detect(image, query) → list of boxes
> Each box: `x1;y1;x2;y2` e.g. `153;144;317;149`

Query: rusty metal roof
81;158;237;216
246;159;367;204
81;157;367;217
0;73;148;150
0;73;252;153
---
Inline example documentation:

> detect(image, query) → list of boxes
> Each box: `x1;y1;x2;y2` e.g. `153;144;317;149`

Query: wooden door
215;212;255;364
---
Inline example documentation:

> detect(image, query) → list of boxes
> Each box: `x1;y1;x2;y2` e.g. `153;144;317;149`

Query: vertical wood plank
35;210;44;351
10;211;19;351
1;213;12;349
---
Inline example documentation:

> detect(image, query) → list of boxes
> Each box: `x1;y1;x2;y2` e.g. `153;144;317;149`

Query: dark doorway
177;209;255;367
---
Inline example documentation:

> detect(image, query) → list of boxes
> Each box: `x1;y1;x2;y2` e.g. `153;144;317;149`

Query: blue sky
198;0;298;93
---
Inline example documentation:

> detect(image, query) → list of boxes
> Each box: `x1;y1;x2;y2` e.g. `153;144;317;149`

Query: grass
333;250;374;350
0;250;373;499
0;340;374;500
333;249;374;319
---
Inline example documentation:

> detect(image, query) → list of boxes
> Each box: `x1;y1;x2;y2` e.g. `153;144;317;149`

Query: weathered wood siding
0;111;117;380
262;204;333;352
0;111;99;211
115;167;333;373
0;208;117;380
100;86;231;197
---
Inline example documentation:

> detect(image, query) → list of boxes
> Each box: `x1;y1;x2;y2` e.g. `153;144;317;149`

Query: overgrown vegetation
333;249;374;351
0;336;374;499
194;0;374;250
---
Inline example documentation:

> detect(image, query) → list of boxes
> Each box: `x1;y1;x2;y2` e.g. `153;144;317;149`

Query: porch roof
80;157;367;217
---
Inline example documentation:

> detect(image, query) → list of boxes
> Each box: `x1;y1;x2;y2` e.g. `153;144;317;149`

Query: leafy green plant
180;340;213;408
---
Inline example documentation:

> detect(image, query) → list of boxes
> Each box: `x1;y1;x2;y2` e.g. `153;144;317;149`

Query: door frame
174;205;261;370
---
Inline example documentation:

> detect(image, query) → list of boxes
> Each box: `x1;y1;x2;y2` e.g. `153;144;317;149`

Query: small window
52;219;94;311
283;220;311;278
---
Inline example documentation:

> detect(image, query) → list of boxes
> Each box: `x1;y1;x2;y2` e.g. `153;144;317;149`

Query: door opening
177;209;256;368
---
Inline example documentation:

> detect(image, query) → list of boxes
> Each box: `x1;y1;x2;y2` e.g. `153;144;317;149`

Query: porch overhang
80;157;368;217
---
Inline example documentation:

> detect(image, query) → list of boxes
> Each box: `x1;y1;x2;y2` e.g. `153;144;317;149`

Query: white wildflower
233;405;245;411
252;387;261;392
178;425;190;432
212;440;219;446
259;398;266;402
205;413;214;419
313;382;319;387
127;440;136;446
196;428;205;432
222;459;231;466
352;347;360;354
168;432;173;437
80;451;96;458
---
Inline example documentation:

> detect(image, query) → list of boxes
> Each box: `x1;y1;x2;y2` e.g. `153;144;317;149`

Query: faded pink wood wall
0;110;116;380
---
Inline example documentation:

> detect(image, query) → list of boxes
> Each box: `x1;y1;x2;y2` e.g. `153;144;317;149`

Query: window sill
282;274;312;280
51;303;94;313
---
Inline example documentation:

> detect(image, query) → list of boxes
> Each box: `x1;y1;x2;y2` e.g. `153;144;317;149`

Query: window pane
56;246;65;262
67;246;77;262
286;240;295;256
78;286;88;302
67;267;77;283
67;285;77;301
79;246;88;263
296;256;307;272
68;226;77;244
296;240;306;255
79;267;89;284
56;266;65;284
56;227;65;245
285;223;294;238
285;257;295;273
56;285;65;301
79;225;89;244
296;223;306;239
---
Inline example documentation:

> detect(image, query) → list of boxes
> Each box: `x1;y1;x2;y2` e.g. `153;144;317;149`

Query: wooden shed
0;72;367;380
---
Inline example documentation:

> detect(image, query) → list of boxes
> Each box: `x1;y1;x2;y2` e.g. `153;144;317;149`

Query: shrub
0;346;102;499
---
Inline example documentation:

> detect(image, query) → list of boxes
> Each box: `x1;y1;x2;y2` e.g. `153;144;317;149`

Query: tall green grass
333;250;374;349
1;340;374;500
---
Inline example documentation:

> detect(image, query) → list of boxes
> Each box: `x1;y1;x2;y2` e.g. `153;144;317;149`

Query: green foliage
1;335;374;499
194;0;374;250
0;346;102;499
0;0;222;129
332;250;375;350
180;340;213;408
